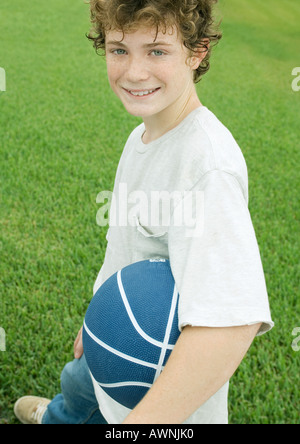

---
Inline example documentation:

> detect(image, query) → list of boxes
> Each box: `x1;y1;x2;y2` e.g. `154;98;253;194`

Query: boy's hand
74;326;83;359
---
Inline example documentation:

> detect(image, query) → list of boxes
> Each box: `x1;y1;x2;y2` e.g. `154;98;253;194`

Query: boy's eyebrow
144;42;173;48
106;40;173;48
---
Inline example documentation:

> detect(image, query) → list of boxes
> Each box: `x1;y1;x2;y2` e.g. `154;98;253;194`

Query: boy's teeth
130;89;156;96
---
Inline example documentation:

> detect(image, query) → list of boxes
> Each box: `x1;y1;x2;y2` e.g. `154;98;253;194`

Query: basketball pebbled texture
82;259;180;409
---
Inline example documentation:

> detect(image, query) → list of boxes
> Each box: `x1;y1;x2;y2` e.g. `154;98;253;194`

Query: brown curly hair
87;0;222;83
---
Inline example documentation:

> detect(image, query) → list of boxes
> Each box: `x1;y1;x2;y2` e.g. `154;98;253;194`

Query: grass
0;0;299;424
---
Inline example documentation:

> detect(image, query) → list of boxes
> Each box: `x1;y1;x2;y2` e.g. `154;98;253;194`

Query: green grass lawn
0;0;299;424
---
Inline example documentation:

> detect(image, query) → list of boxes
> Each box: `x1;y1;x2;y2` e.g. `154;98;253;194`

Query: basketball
82;259;180;409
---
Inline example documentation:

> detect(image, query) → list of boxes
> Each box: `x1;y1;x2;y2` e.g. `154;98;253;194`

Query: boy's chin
122;106;156;119
122;102;166;119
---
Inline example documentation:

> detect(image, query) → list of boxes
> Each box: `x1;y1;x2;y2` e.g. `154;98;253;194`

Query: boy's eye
151;50;164;57
112;49;127;55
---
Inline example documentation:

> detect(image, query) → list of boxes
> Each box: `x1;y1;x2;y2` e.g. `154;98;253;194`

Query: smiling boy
105;27;202;143
14;0;273;424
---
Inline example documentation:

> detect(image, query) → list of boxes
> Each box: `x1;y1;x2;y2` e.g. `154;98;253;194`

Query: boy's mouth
123;87;161;98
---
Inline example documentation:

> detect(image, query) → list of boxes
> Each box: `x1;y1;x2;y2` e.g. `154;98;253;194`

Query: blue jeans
42;355;107;424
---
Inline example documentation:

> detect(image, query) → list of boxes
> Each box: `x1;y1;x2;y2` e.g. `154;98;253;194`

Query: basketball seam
117;270;174;350
153;282;179;382
83;320;159;370
95;381;152;389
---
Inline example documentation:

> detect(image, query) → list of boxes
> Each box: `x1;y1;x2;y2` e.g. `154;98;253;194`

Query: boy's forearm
122;323;261;424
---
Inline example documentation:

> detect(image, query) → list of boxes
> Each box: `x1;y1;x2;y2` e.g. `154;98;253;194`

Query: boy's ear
189;39;210;70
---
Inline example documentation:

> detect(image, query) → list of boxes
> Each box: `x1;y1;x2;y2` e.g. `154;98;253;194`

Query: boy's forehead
105;25;180;46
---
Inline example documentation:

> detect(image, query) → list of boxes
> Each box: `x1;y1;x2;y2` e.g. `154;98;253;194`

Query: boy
14;0;273;424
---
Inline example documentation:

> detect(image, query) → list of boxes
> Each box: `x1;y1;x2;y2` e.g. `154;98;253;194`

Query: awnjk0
148;428;194;439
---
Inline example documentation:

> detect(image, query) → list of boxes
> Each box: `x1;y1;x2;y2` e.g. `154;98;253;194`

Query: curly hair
87;0;222;83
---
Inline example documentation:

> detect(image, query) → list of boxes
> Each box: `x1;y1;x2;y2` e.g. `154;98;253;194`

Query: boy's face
105;25;200;120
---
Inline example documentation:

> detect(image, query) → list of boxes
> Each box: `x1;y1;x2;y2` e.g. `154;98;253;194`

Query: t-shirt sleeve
168;169;274;336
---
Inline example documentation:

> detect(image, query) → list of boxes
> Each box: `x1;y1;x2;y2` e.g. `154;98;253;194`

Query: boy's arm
122;323;261;424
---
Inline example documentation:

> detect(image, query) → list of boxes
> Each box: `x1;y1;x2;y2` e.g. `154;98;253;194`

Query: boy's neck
142;87;202;144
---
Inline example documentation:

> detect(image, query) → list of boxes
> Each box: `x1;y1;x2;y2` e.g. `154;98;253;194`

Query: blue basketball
82;259;180;410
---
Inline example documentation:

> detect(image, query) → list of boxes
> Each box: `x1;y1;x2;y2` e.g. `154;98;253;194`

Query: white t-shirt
91;106;274;424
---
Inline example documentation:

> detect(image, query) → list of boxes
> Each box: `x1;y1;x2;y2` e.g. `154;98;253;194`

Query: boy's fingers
74;327;83;359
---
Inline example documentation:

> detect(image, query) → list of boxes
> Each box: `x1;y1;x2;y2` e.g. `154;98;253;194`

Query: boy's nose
125;56;150;83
